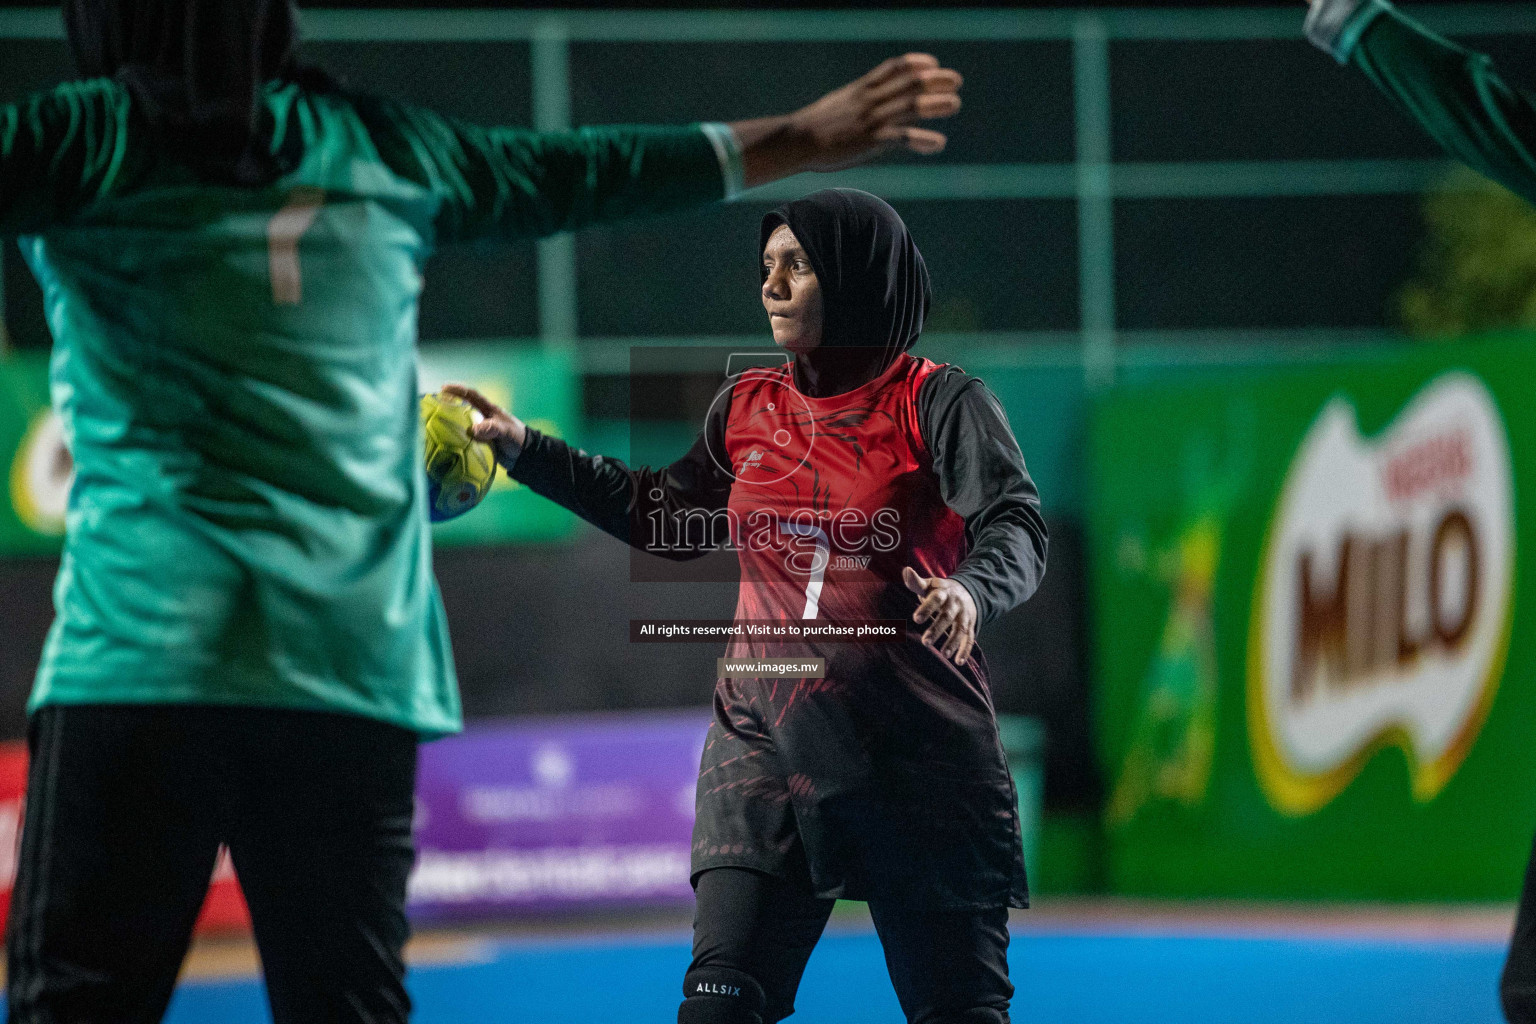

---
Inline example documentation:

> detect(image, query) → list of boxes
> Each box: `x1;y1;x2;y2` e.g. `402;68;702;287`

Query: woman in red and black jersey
450;188;1047;1024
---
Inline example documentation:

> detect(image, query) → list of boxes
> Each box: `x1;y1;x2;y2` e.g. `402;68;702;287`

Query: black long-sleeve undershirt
915;365;1048;624
508;392;735;559
509;366;1048;624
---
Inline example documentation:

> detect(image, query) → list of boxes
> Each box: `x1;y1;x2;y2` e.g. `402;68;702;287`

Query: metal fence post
532;17;579;349
1074;14;1116;391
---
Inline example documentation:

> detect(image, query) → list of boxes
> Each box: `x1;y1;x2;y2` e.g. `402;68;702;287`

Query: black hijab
760;188;931;398
64;0;317;185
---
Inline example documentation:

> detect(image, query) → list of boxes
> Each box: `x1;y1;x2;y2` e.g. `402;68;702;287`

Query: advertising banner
0;353;64;556
0;710;710;932
0;344;581;557
408;711;709;920
1090;336;1536;900
0;743;26;936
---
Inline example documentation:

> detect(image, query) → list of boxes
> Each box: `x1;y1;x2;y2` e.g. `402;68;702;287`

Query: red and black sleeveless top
721;353;965;631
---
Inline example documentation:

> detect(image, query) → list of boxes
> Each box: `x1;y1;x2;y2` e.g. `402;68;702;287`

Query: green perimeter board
0;344;582;557
1090;334;1536;900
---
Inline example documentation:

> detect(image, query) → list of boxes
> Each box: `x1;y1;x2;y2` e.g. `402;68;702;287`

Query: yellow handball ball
420;391;498;523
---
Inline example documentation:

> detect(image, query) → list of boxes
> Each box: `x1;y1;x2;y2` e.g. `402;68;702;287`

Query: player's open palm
797;54;963;168
904;566;978;667
441;384;527;470
736;54;963;186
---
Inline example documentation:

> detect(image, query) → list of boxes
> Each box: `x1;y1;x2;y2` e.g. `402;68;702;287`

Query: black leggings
683;852;1013;1024
1504;828;1536;1022
6;704;418;1024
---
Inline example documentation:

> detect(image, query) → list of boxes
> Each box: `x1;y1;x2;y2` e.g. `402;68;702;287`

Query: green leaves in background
1401;168;1536;339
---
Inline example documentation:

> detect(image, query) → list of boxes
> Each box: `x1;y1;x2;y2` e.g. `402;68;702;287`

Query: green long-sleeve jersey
1307;0;1536;205
5;77;737;736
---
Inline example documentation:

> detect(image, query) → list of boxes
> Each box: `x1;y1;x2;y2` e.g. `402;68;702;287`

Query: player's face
761;224;824;354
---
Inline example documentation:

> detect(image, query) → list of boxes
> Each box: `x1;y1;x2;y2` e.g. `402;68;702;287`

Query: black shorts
6;703;419;1024
692;650;1029;910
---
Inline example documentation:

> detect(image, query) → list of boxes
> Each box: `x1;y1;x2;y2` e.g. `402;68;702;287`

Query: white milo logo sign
1248;372;1514;815
10;409;72;536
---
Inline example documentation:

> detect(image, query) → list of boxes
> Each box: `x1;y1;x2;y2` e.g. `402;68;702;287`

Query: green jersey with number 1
2;77;731;736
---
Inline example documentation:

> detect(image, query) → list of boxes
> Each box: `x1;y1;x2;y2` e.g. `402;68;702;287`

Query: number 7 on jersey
267;187;325;305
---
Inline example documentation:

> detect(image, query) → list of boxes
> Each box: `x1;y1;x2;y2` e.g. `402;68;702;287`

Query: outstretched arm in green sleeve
382;53;964;245
1305;0;1536;205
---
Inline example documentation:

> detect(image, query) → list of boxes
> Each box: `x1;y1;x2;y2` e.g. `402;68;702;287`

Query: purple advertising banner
407;711;711;920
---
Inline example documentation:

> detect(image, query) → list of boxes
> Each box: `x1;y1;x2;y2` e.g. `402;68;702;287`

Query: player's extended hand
440;384;527;470
732;54;963;188
903;566;978;667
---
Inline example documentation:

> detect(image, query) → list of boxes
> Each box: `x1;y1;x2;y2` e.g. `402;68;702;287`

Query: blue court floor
153;925;1504;1024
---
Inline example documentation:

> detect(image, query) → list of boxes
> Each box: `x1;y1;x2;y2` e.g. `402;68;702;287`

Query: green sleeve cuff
1305;0;1392;64
699;122;745;202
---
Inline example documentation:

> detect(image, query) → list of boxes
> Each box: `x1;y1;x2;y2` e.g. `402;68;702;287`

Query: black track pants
1505;829;1536;1023
6;704;418;1024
